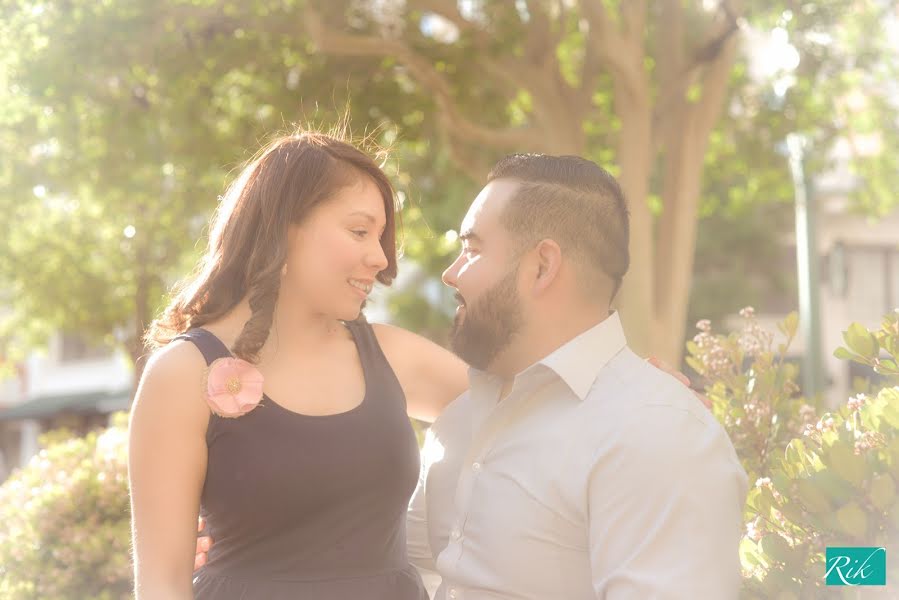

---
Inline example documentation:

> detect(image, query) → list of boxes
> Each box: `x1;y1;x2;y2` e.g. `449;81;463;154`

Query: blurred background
0;1;897;598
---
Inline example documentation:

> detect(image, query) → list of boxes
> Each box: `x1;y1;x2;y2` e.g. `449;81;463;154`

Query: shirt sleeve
406;450;436;571
588;403;748;599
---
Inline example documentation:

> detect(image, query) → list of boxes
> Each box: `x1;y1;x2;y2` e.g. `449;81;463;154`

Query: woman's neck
213;295;344;357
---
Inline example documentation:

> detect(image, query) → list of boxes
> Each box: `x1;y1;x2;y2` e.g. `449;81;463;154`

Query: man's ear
532;239;562;293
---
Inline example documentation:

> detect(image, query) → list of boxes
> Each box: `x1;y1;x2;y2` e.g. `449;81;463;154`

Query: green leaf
771;469;792;496
874;359;899;374
797;478;831;514
835;501;868;538
740;537;762;569
882;401;899;430
779;500;805;524
833;346;854;361
827;442;866;487
760;534;794;564
869;474;896;510
810;470;855;505
762;568;799;595
778;312;799;339
844;323;878;359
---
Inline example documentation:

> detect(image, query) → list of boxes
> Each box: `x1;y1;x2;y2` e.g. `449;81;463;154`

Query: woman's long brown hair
144;130;399;362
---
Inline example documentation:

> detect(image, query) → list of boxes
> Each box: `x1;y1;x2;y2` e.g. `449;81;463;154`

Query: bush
0;413;131;600
689;309;899;598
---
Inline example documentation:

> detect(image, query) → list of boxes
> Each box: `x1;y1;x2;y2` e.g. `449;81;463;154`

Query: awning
0;389;132;421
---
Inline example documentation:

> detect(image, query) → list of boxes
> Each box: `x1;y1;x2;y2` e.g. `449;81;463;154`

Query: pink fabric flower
204;357;264;418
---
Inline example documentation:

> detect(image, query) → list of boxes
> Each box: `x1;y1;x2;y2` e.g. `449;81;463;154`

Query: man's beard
450;266;523;371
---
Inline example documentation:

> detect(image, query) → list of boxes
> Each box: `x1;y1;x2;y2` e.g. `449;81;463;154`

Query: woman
128;131;468;599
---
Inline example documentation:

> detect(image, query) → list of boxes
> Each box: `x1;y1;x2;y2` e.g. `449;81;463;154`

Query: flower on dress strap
204;357;264;418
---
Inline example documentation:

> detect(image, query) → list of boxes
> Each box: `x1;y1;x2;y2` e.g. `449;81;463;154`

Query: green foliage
835;311;899;380
691;311;899;597
2;0;898;361
687;308;811;484
0;414;131;600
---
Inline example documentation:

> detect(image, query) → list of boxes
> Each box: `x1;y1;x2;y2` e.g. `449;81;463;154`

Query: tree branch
579;0;645;105
523;0;559;65
444;132;492;183
653;1;742;142
413;0;489;46
692;25;740;139
303;10;537;150
621;0;649;40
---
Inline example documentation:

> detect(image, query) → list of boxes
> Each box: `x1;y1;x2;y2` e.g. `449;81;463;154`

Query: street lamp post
785;133;824;398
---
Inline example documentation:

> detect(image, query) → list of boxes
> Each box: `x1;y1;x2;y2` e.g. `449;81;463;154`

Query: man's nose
442;255;461;288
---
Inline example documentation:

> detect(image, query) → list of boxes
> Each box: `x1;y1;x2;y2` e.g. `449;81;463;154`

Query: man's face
442;180;525;370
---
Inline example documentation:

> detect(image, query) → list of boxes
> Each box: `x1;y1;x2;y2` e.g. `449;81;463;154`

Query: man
405;154;747;599
197;154;748;598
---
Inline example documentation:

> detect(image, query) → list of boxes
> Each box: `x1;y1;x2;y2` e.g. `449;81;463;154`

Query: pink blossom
846;393;867;412
204;357;264;418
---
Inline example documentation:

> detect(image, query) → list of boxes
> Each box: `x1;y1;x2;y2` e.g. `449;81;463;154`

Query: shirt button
472;462;482;472
448;588;458;599
451;528;461;540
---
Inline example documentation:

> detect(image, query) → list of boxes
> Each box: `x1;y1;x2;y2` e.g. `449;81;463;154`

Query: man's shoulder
588;347;712;423
574;347;734;464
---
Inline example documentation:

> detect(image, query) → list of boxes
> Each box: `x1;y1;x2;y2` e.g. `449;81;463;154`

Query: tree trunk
654;109;708;366
614;90;655;358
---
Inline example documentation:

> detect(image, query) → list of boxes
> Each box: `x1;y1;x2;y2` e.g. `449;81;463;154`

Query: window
846;246;898;322
59;333;109;363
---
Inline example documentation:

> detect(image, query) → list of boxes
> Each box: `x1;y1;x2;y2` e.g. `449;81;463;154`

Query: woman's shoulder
144;337;210;381
132;339;211;423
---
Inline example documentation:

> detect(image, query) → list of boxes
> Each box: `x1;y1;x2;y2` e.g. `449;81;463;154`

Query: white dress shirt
407;312;748;599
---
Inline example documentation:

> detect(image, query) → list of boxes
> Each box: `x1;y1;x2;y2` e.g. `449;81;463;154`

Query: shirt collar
468;311;628;403
536;311;627;401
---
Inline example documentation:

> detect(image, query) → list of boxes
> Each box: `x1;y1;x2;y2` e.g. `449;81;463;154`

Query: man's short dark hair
487;154;630;302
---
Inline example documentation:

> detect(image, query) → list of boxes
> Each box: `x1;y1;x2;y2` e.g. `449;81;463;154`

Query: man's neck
488;307;613;383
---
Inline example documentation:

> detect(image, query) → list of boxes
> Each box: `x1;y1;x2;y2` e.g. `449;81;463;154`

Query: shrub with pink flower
686;309;809;483
691;310;899;597
0;413;131;600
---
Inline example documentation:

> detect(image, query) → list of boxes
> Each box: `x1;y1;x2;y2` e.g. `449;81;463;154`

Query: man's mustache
454;292;465;306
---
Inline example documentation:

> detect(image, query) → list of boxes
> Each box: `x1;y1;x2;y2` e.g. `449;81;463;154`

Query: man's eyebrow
459;230;481;244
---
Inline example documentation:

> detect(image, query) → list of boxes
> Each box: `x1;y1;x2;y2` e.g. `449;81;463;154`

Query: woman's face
284;176;390;321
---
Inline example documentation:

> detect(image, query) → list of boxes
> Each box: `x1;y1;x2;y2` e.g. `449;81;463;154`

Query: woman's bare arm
373;324;469;422
128;342;210;599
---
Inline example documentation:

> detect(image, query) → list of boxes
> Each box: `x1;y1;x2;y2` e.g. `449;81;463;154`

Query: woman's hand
646;356;712;410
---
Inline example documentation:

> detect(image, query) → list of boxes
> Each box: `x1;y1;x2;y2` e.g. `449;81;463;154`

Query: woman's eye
351;230;367;238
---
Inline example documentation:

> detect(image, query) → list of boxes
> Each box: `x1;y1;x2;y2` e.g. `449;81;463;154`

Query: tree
298;0;899;362
1;0;897;376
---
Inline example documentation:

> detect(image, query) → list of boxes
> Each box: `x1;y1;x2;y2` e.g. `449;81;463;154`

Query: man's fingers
196;536;212;552
194;552;206;571
197;516;206;532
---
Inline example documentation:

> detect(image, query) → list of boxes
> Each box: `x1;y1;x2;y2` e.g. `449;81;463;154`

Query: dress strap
173;328;233;366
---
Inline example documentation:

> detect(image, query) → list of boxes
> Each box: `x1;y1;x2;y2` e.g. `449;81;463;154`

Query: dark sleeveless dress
178;319;428;600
